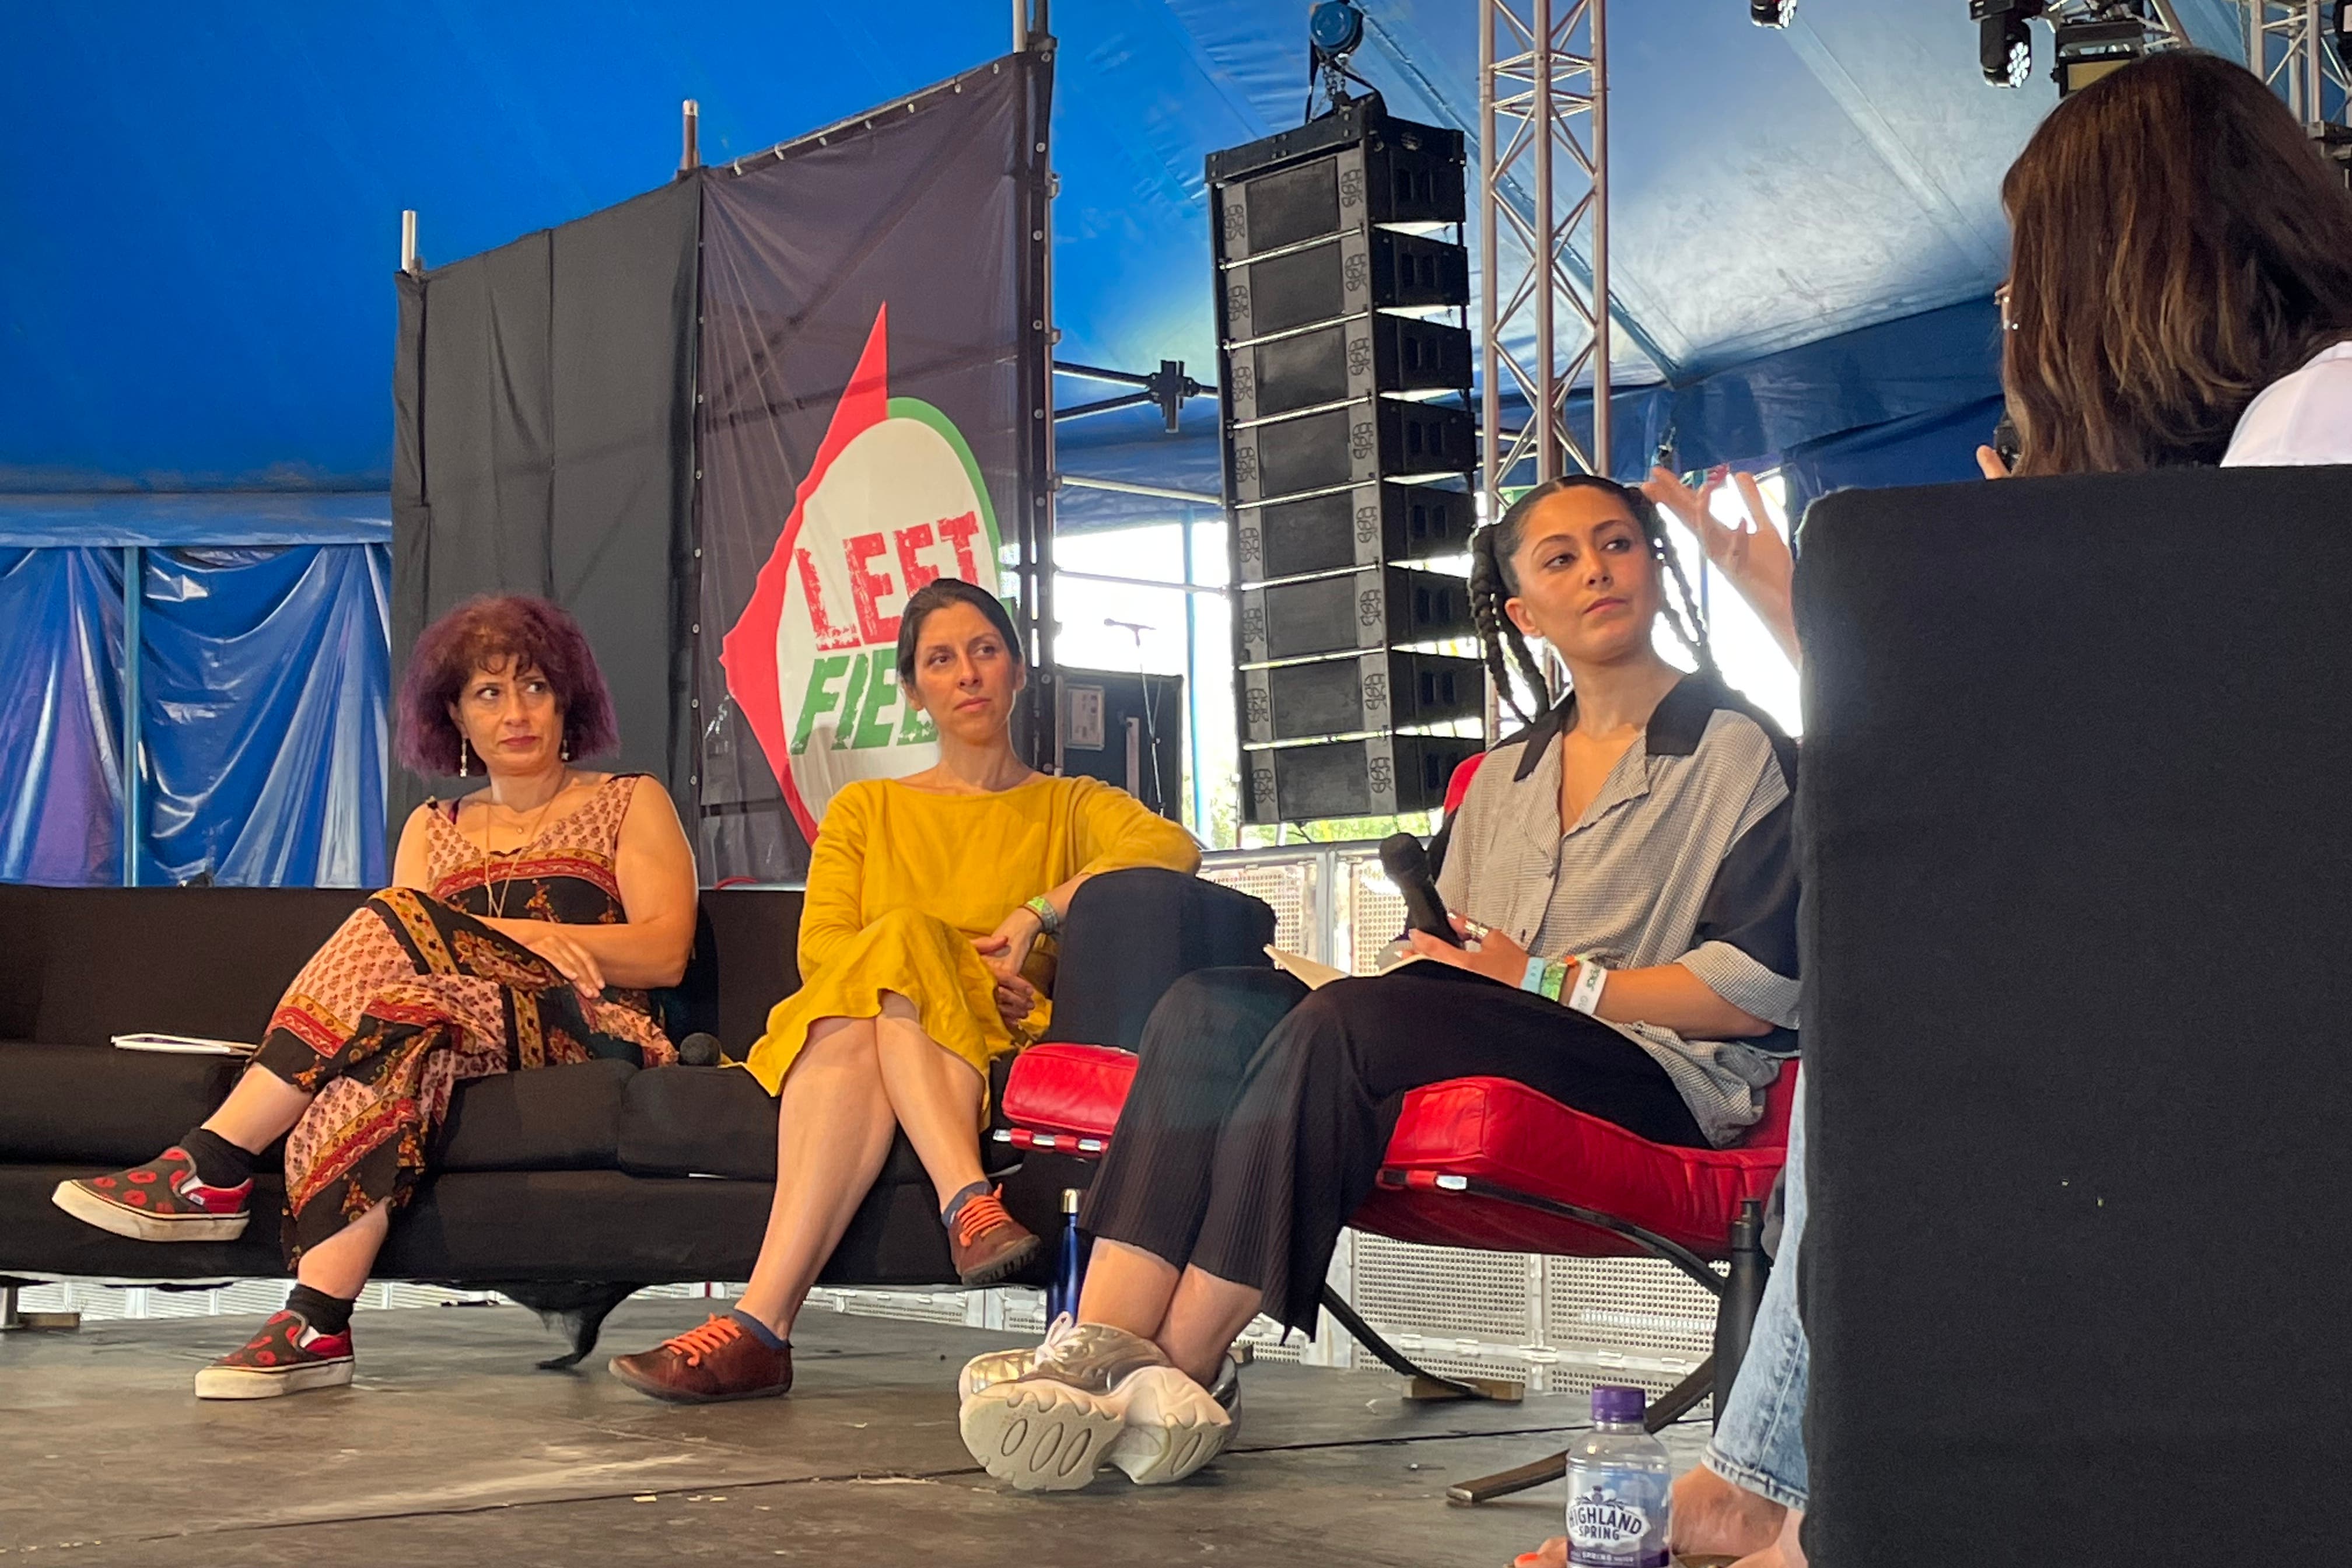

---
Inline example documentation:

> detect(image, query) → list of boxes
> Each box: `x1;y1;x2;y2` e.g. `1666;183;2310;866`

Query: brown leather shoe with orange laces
607;1314;793;1404
950;1188;1041;1287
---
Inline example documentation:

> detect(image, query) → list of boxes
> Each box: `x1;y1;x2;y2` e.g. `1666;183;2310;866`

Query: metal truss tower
2244;2;2350;130
1476;0;1610;514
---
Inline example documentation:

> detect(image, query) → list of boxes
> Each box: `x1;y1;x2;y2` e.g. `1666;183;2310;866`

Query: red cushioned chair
998;752;1794;1503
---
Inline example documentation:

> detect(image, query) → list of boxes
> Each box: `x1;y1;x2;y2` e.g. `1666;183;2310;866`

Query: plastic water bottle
1564;1384;1672;1567
1045;1187;1088;1320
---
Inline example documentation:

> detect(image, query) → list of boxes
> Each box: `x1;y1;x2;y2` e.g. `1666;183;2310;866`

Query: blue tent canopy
0;2;2265;883
0;1;2259;498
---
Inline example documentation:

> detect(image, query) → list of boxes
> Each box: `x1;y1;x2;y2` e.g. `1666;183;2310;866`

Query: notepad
1264;945;1427;991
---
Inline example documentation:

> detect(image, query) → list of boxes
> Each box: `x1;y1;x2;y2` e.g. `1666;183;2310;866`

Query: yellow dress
741;774;1201;1098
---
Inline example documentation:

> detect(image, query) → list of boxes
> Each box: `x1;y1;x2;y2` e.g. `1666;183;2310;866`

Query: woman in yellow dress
611;578;1199;1403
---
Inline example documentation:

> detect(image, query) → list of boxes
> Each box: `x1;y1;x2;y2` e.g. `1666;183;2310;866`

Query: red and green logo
721;304;1003;838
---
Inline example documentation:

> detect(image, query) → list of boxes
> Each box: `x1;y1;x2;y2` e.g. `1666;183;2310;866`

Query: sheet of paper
111;1033;258;1056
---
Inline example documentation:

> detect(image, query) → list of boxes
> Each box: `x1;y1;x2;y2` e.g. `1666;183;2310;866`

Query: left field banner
695;51;1052;882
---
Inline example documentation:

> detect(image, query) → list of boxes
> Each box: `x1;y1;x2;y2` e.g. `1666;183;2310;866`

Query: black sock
178;1127;255;1189
942;1180;992;1226
285;1283;355;1338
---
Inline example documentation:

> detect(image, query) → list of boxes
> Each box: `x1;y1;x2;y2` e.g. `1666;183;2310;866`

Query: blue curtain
0;542;389;888
141;545;390;887
0;548;125;885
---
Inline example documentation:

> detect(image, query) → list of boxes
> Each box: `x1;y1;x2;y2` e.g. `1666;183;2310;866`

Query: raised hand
1642;464;1800;667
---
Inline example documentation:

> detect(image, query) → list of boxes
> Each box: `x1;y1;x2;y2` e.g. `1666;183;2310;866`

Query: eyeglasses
1995;281;2018;333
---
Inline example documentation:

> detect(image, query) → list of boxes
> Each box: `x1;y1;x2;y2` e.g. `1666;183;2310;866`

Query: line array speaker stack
1209;99;1483;825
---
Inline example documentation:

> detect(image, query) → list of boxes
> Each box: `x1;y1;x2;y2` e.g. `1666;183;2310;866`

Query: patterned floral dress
250;773;676;1261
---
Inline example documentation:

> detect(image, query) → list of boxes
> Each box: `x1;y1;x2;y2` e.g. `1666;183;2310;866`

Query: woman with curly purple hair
52;595;697;1401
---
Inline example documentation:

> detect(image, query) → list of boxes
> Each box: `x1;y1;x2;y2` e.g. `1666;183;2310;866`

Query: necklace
476;768;569;921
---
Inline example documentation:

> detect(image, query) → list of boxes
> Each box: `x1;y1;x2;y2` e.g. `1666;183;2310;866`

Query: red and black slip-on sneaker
192;1310;355;1400
51;1147;252;1242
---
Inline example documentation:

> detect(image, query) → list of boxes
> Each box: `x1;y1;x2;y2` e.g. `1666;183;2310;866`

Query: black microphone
1379;832;1461;947
676;1032;724;1068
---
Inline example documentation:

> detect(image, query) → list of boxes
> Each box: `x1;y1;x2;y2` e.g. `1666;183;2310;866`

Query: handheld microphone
1379;832;1462;947
676;1032;724;1067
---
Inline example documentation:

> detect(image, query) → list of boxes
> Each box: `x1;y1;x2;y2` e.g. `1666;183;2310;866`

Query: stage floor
0;1296;1714;1566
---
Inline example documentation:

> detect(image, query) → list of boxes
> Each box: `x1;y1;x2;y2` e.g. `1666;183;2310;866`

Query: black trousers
1080;963;1706;1337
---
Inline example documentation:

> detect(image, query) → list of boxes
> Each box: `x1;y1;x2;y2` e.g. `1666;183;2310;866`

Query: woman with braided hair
952;472;1801;1495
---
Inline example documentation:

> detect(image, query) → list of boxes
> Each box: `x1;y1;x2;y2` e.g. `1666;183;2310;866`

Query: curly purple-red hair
397;596;618;776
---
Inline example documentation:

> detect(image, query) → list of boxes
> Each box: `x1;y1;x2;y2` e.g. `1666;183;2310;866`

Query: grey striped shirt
1435;676;1801;1146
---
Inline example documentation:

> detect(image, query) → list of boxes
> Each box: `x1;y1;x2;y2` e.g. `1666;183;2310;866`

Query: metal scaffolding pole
1475;0;1611;516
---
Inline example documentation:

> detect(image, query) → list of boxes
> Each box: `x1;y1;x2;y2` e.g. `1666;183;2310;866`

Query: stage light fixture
2051;13;2147;96
1310;0;1366;66
1969;0;2045;89
1750;1;1796;27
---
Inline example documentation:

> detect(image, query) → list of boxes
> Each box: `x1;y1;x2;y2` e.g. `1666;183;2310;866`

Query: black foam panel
1794;466;2352;1568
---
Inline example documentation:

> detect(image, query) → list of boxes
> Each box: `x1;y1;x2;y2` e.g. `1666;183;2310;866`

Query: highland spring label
721;304;1003;839
1566;1476;1671;1567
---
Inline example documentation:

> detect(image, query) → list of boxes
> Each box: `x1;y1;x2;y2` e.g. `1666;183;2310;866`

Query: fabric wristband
1023;895;1062;936
1538;958;1572;1003
1565;958;1609;1016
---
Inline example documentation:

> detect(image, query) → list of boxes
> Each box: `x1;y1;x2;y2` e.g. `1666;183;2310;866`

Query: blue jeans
1702;1084;1810;1510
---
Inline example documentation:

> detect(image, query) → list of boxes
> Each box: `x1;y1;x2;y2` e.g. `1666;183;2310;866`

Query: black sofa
0;869;1272;1357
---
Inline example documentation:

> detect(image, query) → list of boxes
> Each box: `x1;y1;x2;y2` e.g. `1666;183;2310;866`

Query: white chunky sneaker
958;1322;1232;1492
1104;1352;1241;1486
958;1312;1077;1404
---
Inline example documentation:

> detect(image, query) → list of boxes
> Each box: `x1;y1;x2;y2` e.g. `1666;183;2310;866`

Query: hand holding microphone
1383;832;1533;987
1379;833;1461;947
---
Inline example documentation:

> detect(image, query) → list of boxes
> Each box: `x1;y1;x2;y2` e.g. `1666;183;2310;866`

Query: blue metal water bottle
1046;1187;1087;1320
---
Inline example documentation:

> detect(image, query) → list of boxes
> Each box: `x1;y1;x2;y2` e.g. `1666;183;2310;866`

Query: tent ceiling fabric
0;2;2250;495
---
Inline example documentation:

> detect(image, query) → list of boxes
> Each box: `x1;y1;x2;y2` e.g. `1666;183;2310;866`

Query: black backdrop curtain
390;52;1049;883
390;178;701;832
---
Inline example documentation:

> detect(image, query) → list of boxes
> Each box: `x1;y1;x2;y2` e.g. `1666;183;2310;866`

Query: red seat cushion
1002;1044;1795;1264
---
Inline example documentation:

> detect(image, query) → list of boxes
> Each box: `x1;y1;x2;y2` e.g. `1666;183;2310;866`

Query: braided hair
1468;474;1717;726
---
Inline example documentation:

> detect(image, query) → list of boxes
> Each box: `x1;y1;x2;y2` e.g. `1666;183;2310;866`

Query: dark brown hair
1469;474;1714;726
893;578;1024;689
396;595;616;776
2000;50;2352;475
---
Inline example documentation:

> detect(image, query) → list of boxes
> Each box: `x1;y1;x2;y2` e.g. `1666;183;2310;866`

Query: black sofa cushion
0;1041;244;1164
699;888;804;1049
0;1042;635;1174
0;884;369;1047
0;1163;979;1289
1042;868;1276;1049
432;1058;638;1171
615;1063;1017;1184
615;1063;780;1179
